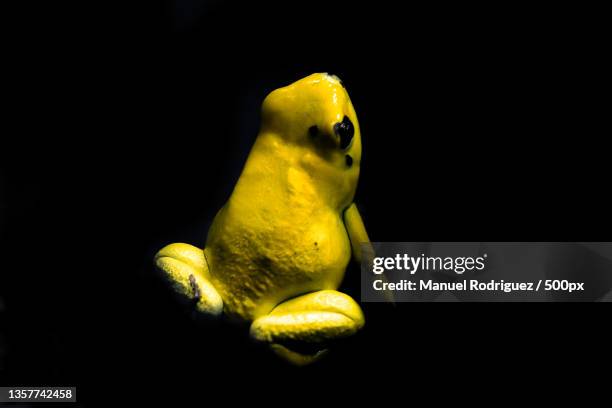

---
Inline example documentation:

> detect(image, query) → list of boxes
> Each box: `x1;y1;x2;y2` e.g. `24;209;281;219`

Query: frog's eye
334;116;354;150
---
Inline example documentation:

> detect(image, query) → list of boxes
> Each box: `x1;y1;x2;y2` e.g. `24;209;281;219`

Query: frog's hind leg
249;290;364;365
154;243;223;317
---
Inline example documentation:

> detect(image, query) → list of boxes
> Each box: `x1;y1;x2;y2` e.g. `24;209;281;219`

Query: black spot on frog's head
308;125;319;139
309;119;357;170
308;124;336;153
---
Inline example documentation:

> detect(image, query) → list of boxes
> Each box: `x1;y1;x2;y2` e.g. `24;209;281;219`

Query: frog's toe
155;243;223;317
155;243;208;272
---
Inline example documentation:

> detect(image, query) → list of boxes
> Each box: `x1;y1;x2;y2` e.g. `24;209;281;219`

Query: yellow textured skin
155;73;370;364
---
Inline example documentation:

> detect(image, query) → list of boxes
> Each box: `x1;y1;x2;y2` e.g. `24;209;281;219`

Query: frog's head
260;73;362;208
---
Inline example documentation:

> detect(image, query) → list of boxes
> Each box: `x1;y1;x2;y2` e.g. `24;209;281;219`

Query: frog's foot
154;243;223;317
249;290;365;365
269;344;329;366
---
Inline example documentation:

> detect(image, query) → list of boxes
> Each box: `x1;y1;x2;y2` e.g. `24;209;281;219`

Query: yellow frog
155;73;371;365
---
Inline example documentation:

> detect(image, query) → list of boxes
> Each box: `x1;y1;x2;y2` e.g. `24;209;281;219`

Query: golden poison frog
155;73;371;365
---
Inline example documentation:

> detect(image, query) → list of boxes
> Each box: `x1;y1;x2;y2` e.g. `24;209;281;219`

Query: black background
1;0;609;404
